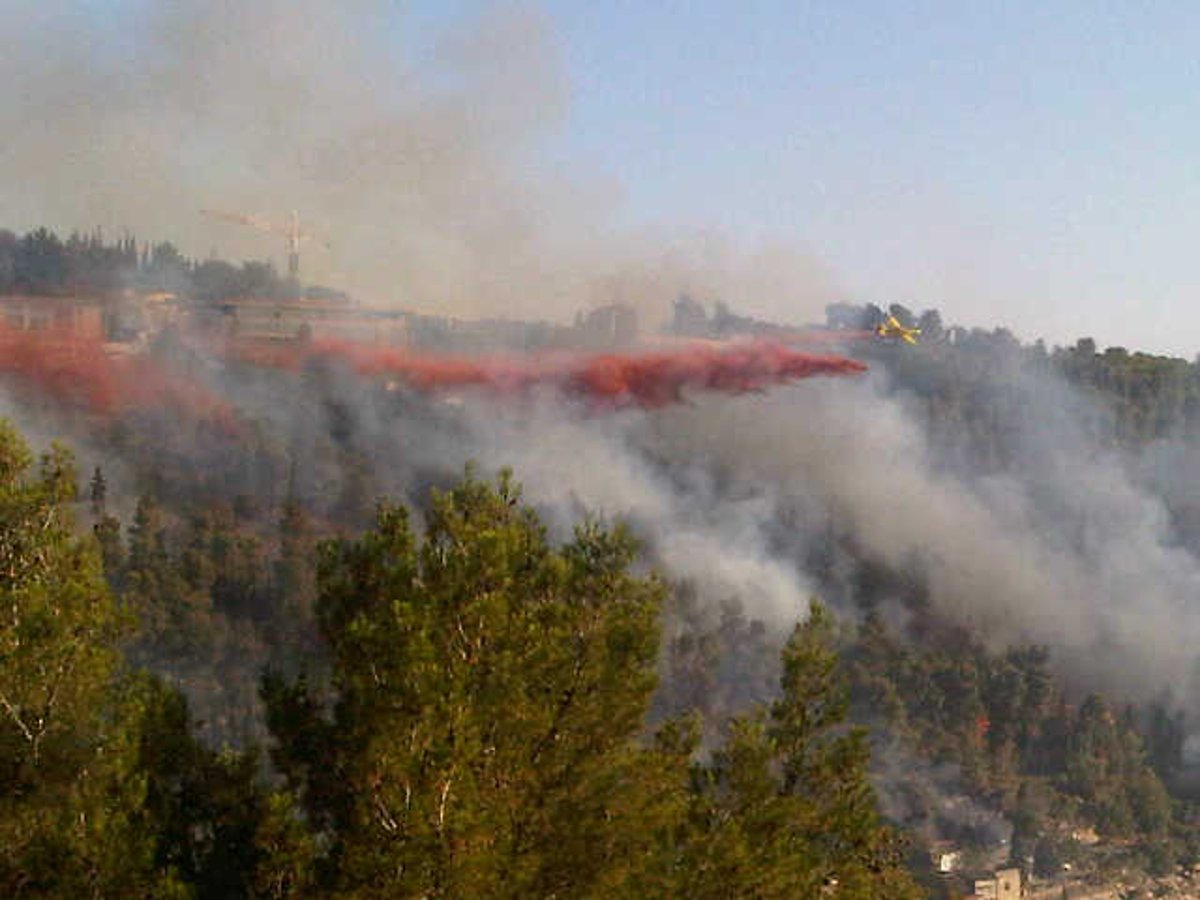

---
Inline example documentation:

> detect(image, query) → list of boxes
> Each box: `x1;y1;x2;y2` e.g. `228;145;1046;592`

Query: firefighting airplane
874;314;921;345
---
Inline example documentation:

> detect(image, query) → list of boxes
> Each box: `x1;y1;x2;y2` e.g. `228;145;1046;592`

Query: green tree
135;677;278;899
14;228;67;293
269;493;319;660
265;470;684;897
677;600;920;899
0;420;182;895
88;466;125;586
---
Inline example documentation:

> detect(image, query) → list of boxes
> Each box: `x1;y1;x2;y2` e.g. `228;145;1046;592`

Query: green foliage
676;601;920;899
31;343;1200;894
117;494;273;747
0;419;318;897
270;495;319;659
653;586;780;738
260;475;916;897
0;224;297;302
847;610;1177;864
266;469;683;896
0;419;181;895
134;676;278;899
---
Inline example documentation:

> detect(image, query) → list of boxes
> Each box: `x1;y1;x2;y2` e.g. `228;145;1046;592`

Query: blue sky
10;1;1200;354
514;2;1200;353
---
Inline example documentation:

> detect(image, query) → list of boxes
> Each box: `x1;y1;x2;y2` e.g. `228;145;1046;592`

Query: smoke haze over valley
8;2;1200;893
0;1;846;327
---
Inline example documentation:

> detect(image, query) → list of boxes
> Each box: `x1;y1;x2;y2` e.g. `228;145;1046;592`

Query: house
215;297;408;345
930;842;963;874
972;866;1022;899
0;295;105;341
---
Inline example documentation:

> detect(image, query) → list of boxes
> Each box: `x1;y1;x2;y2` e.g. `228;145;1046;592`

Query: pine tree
270;493;319;659
676;600;920;899
0;420;183;895
265;469;684;897
87;466;125;587
88;465;107;518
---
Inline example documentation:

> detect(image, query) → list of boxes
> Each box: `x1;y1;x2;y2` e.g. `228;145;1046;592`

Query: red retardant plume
563;341;868;408
228;337;868;408
0;324;237;427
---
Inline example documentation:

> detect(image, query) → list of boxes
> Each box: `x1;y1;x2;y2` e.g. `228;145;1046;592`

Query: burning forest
225;334;868;408
4;264;1200;893
5;1;1200;896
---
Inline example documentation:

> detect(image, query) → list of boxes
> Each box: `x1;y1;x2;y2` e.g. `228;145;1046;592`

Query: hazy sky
538;1;1200;355
6;2;1200;354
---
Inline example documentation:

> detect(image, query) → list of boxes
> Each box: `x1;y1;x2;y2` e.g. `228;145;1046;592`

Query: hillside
3;226;1200;895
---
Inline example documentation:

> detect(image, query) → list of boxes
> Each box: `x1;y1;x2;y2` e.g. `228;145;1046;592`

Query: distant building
0;295;105;340
671;294;711;337
108;290;185;343
576;303;637;347
972;866;1021;899
215;297;408;345
930;842;963;874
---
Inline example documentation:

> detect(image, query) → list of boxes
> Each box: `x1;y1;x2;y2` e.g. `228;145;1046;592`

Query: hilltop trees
677;601;919;899
0;422;177;894
0;417;995;895
262;471;683;896
0;422;285;897
262;472;918;897
846;610;1181;872
0;225;297;302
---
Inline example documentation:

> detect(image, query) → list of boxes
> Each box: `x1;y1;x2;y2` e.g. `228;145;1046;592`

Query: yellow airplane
874;314;921;345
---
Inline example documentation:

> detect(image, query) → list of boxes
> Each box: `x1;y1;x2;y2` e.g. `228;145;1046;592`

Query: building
0;295;105;340
972;866;1022;899
214;297;408;345
930;842;963;874
575;303;638;347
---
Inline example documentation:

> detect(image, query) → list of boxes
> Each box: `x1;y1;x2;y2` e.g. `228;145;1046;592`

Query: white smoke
634;368;1200;707
0;1;843;326
405;394;815;625
151;339;1200;715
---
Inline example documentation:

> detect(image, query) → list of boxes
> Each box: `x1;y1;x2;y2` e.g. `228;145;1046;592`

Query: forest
4;225;1200;896
0;226;308;303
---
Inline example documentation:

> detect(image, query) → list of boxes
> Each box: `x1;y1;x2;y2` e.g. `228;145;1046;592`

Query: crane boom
200;208;328;279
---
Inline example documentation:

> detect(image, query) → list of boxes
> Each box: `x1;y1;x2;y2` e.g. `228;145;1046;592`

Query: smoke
238;343;1200;713
8;314;1198;713
253;373;821;624
0;1;844;324
102;348;818;624
224;335;867;408
5;0;1200;734
455;400;817;624
634;367;1200;709
0;323;237;425
3;305;1200;716
871;735;1014;853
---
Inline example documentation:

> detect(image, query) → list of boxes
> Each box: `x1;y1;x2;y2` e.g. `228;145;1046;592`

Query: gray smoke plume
871;734;1014;856
7;316;1200;719
0;1;843;324
146;338;1200;717
4;1;1200;727
452;397;815;624
631;367;1200;709
195;342;1200;724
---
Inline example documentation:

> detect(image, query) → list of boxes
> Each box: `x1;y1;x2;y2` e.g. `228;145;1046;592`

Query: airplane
874;313;921;345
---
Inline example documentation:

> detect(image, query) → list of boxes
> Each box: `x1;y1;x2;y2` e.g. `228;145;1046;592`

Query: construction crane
200;208;330;280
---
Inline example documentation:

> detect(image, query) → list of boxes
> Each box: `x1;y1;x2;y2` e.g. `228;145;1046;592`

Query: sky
5;1;1200;355
541;2;1200;355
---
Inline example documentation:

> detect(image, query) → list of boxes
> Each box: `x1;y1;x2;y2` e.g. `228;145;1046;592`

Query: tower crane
200;208;330;281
